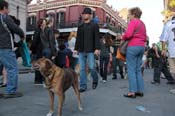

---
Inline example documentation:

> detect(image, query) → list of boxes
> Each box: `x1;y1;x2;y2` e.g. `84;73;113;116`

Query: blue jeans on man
126;46;144;93
79;52;98;90
0;49;18;94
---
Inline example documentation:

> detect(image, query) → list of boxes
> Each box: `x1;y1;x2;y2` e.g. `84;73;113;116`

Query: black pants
34;70;44;84
112;56;124;79
100;56;109;80
69;56;79;69
153;58;174;83
32;54;44;84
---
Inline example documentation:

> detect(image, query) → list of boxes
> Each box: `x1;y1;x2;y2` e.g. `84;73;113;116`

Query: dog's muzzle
32;64;40;70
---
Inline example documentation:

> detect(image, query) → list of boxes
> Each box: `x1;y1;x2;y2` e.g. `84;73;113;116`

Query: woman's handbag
20;40;31;67
119;40;129;56
116;49;126;61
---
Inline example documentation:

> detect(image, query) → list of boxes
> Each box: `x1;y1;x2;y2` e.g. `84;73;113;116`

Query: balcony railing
57;20;123;33
26;24;36;31
26;20;124;33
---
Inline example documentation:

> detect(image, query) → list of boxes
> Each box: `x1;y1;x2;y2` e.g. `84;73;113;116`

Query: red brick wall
65;7;69;23
69;6;80;22
95;7;105;23
38;10;46;19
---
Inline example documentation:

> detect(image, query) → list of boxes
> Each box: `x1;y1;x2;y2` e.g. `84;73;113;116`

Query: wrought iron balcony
26;20;124;34
26;24;36;31
56;20;123;33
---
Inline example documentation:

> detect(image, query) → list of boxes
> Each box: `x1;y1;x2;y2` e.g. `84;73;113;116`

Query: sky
107;0;165;45
31;0;164;45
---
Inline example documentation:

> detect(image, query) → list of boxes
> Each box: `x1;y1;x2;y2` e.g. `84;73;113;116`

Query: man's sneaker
161;76;166;79
3;92;23;99
170;89;175;94
103;80;107;83
151;81;160;86
92;82;98;89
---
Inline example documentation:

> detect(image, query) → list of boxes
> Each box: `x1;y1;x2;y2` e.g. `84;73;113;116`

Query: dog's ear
45;60;53;70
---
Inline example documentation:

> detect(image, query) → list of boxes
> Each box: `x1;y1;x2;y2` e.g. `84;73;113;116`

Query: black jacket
75;22;100;52
30;27;57;58
45;27;57;56
0;14;24;49
30;28;42;58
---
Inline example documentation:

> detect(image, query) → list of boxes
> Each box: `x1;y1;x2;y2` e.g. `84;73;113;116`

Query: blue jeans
0;49;18;94
79;52;98;89
126;46;144;93
42;48;52;59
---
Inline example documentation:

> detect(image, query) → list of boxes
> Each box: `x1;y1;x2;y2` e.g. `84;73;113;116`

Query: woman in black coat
30;18;46;84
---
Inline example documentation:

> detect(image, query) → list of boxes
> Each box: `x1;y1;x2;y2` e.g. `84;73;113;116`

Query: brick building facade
27;0;127;39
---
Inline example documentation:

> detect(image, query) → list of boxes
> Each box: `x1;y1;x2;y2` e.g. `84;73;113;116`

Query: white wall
6;0;27;33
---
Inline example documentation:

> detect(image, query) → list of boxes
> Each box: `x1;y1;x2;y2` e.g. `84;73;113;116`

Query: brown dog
32;58;83;116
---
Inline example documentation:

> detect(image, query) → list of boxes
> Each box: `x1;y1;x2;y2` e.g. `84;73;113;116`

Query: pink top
122;19;147;47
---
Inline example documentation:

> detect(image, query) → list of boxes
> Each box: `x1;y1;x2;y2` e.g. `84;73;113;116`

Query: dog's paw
46;111;54;116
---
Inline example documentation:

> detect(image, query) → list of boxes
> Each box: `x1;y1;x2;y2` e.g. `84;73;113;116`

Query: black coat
30;28;42;58
30;27;57;58
75;22;100;52
44;27;57;56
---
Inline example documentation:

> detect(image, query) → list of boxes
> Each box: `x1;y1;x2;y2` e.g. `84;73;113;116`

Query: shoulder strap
0;15;14;50
134;21;143;35
134;21;143;34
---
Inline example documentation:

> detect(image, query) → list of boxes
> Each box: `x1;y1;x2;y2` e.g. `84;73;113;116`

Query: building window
27;16;36;31
56;12;65;28
28;16;36;25
27;16;36;26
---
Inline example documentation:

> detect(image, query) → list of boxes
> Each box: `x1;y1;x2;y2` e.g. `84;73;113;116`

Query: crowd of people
0;0;175;101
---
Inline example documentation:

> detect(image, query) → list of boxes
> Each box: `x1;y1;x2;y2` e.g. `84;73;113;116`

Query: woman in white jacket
68;31;79;69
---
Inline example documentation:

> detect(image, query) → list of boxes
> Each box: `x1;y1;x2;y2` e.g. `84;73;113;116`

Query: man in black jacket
0;1;24;98
74;7;100;92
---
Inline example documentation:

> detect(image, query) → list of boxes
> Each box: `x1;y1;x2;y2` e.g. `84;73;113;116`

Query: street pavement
0;69;175;116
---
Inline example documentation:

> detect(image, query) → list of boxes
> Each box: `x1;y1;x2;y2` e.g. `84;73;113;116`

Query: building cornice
28;0;127;28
